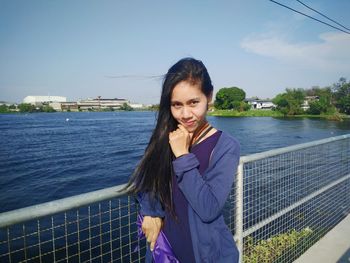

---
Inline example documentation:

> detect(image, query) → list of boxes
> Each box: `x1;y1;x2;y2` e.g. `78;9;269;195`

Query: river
0;111;349;213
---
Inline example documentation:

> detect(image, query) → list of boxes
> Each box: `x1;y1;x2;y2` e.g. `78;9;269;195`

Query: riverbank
0;108;153;114
2;109;349;121
208;110;349;120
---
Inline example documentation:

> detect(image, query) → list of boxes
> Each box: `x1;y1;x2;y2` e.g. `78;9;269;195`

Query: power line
105;75;163;80
269;0;350;35
296;0;350;31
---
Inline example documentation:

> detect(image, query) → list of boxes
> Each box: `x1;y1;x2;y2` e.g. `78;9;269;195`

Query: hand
169;125;192;157
142;216;162;251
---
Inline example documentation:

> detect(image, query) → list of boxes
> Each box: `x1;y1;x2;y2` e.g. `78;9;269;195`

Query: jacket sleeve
137;192;165;218
172;139;240;223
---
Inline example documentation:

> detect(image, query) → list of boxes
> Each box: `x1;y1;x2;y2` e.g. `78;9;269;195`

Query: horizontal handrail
239;134;350;163
0;183;128;228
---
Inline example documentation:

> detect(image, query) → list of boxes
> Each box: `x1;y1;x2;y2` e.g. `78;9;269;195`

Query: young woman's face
170;81;211;133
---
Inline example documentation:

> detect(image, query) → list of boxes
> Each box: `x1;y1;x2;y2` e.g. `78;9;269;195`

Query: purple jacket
139;131;240;263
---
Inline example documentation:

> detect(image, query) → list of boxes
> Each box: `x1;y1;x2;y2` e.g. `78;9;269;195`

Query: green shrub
243;228;312;263
119;103;134;111
0;104;9;113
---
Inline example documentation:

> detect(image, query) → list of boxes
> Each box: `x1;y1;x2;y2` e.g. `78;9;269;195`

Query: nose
182;106;192;119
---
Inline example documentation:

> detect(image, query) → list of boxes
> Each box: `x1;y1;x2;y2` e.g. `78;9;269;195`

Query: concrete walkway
294;214;350;263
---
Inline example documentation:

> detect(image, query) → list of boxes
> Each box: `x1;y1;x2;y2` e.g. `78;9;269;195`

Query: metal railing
235;134;350;263
1;134;350;262
0;185;142;263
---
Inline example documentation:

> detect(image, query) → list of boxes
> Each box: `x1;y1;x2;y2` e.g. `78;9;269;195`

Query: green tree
119;103;134;111
306;87;335;115
148;104;159;111
18;103;36;113
272;88;305;115
332;78;350;114
272;93;289;115
102;107;114;112
0;104;9;113
214;87;246;110
40;105;56;112
308;101;324;115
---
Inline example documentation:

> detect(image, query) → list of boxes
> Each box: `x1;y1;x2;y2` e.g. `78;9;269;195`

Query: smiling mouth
184;121;196;126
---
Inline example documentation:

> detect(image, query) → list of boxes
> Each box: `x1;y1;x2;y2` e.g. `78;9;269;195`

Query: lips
183;121;196;127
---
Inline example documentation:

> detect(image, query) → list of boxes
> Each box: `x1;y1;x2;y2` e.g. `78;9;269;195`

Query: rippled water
0;112;349;212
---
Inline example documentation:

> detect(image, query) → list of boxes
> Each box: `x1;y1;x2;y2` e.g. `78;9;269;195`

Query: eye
171;102;182;109
190;100;199;106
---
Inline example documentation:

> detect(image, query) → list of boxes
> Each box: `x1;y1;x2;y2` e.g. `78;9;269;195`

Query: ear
207;92;213;103
206;93;213;111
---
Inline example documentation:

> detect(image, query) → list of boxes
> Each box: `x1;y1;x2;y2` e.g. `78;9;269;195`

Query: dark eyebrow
171;97;201;104
170;100;182;104
187;97;200;103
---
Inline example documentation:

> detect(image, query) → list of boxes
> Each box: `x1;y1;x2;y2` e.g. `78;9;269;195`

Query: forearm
137;192;165;218
173;150;239;222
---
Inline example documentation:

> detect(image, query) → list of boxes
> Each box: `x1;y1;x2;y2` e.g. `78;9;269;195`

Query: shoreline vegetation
1;107;349;121
208;109;349;120
2;78;349;120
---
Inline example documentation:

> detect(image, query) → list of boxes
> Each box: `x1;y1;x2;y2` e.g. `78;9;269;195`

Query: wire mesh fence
0;134;349;263
238;135;350;263
0;194;146;263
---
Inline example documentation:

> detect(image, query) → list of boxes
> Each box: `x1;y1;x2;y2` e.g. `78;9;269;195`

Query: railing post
235;160;244;263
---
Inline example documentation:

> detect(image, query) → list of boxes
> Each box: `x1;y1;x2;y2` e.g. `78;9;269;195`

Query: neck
190;121;210;146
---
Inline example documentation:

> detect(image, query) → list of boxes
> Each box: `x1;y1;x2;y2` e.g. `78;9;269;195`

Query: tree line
0;103;56;113
214;78;350;116
1;78;349;115
0;102;137;113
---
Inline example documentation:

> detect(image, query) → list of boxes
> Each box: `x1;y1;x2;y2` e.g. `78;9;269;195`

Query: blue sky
1;0;349;104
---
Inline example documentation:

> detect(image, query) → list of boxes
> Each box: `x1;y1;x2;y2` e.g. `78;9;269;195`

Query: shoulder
217;131;240;153
208;130;240;165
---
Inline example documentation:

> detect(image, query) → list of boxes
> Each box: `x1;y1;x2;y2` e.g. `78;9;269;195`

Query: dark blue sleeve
172;139;240;222
137;192;165;218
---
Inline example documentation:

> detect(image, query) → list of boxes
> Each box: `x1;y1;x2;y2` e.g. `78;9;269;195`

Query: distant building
129;103;144;109
245;98;276;110
23;96;67;105
77;97;129;111
61;102;79;111
0;101;16;106
301;96;319;111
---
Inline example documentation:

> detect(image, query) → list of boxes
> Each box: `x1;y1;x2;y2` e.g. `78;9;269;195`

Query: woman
127;58;240;263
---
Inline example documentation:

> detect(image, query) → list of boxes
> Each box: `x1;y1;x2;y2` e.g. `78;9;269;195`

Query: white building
78;97;129;110
129;103;144;109
245;98;276;110
301;96;319;111
23;96;67;105
49;102;64;111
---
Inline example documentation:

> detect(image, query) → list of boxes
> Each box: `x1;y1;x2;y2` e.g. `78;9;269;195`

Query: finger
177;125;189;134
150;240;155;251
169;130;179;137
169;133;176;141
150;232;158;251
146;235;152;244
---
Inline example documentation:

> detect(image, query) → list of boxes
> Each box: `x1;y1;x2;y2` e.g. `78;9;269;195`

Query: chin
187;126;198;133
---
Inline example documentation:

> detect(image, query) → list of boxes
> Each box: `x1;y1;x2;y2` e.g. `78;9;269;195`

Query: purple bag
137;214;180;263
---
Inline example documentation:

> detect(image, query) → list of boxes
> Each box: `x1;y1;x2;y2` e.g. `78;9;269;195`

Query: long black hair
127;57;213;214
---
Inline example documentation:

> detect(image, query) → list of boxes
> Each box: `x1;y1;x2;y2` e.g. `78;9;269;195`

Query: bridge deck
294;214;350;263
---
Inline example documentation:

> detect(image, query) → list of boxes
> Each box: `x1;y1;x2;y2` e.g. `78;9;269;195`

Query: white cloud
240;32;350;72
